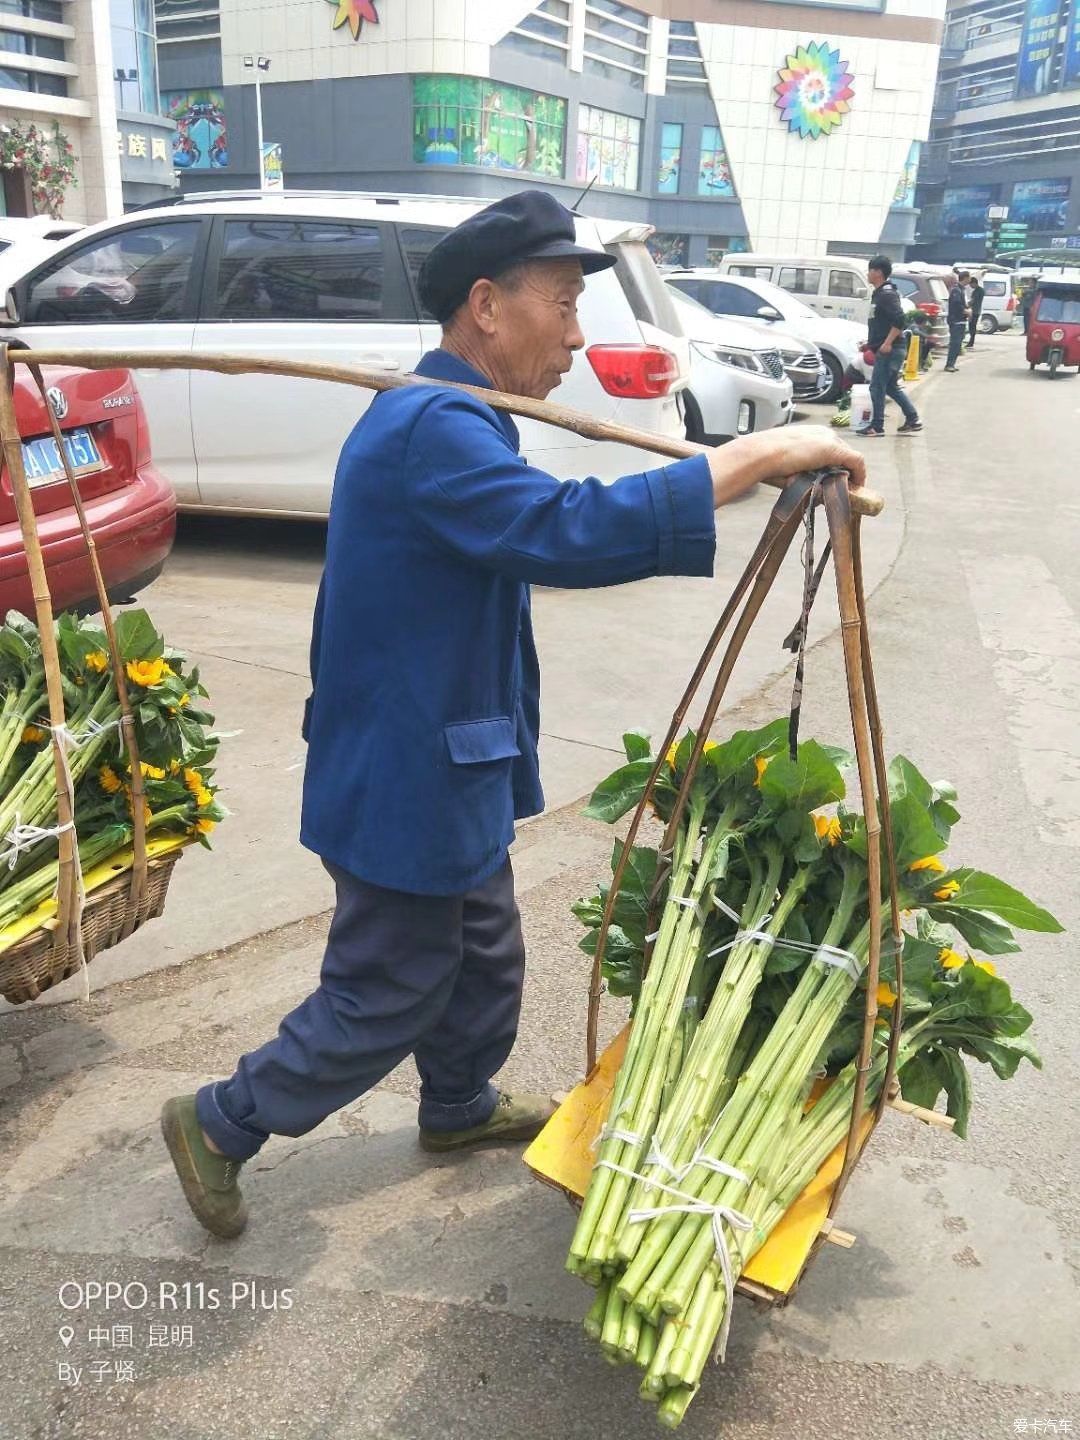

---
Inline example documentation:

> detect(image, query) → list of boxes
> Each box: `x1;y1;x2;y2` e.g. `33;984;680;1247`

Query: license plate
22;429;103;489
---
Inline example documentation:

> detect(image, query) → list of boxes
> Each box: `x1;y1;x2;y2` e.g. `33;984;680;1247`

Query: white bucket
850;384;872;429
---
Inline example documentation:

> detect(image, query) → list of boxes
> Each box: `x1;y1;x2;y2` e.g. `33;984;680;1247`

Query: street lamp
114;67;138;112
243;55;271;186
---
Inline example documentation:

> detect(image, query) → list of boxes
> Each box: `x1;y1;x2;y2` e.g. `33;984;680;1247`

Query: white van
717;254;871;324
0;192;690;519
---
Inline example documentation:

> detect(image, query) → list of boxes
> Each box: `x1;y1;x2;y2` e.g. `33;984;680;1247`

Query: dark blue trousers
869;347;918;430
195;858;525;1161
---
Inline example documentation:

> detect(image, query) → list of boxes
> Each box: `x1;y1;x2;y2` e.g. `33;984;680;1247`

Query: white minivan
0;192;690;519
717;253;872;325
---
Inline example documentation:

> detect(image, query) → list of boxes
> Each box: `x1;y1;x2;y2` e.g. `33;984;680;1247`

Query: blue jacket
300;348;716;896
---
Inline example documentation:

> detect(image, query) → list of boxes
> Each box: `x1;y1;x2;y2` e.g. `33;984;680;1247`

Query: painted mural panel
412;76;566;176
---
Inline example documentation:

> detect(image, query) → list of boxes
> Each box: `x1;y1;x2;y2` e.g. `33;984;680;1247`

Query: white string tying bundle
597;1157;755;1364
707;892;861;983
7;718;93;997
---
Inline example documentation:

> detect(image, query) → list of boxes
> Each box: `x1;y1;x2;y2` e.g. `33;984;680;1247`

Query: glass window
707;281;764;318
412;76;566;179
893;277;917;299
212;220;390;322
0;31;63;57
829;270;858;298
0;0;63;16
111;0;158;114
1036;294;1080;323
705;237;731;266
698;126;734;198
587;0;648;27
606;240;681;332
646;232;688;267
778;267;822;296
657;122;681;195
399;225;450;321
576;104;641;190
24;222;201;324
983;279;1007;297
730;264;774;280
582;56;644;88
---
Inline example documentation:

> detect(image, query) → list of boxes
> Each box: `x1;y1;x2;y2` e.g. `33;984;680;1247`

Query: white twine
0;816;75;871
19;718;90;998
36;715;121;750
597;1158;754;1364
673;895;707;924
645;1136;749;1188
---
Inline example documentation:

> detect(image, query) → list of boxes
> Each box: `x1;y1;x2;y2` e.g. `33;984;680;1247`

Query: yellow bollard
903;331;920;381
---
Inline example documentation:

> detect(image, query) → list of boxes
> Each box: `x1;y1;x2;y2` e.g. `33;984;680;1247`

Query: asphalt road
1;332;1077;1439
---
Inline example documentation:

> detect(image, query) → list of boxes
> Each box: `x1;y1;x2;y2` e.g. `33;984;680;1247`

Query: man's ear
467;278;500;335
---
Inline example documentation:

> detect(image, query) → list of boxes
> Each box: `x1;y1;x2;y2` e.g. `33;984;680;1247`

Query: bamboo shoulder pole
10;348;885;519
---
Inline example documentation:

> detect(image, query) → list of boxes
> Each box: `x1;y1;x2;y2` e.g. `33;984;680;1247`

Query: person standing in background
944;271;970;371
967;274;985;348
855;254;922;437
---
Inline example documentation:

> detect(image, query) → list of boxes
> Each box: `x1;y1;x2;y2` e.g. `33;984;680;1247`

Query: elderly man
161;191;862;1239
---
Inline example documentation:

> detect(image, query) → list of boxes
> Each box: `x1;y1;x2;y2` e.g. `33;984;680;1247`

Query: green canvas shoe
161;1094;248;1239
418;1090;557;1154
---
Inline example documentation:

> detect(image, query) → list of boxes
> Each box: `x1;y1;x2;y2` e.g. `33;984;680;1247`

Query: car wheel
820;353;844;404
978;314;998;335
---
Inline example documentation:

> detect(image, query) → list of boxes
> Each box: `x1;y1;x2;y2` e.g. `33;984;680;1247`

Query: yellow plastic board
0;833;190;955
524;1024;874;1297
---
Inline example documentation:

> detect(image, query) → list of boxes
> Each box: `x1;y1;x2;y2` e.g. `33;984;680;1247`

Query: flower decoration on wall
326;0;380;40
774;42;854;139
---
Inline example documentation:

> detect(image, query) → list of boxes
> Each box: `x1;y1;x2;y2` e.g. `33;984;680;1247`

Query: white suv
0;192;689;518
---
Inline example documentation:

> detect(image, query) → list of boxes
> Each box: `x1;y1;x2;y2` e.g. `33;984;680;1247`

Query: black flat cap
418;189;616;324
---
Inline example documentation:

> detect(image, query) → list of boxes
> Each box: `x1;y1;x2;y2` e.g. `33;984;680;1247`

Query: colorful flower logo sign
326;0;379;40
774;43;854;139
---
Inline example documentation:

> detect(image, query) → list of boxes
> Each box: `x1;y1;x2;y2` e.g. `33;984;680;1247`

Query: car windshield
667;285;717;319
928;278;950;302
1037;293;1080;323
606;241;681;336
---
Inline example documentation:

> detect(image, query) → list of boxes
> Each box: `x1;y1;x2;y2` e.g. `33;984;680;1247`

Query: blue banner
1064;1;1080;87
1016;0;1064;97
1011;177;1071;230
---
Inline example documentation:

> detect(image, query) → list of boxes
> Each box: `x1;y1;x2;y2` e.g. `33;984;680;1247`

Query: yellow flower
909;854;947;874
21;724;46;744
183;767;204;795
814;814;842;845
140;761;166;781
704;740;718;753
99;765;123;794
665;742;678;769
195;786;213;810
85;651;109;673
754;755;769;787
167;759;181;775
162;661;176;677
876;982;898;1009
193;816;216;836
973;959;997;976
126;657;166;688
938;947;966;970
933;880;961;901
167;693;190;715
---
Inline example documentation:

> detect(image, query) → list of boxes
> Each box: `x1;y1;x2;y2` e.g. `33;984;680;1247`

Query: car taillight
915;301;940;317
1007;295;1016;311
133;388;151;469
586;344;679;399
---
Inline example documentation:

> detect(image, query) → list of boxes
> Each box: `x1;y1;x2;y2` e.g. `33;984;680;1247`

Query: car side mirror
3;287;19;324
756;305;782;321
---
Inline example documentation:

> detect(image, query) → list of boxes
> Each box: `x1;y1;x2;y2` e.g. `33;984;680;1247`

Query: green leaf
931;1047;972;1139
931;904;1021;955
705;718;788;787
888;754;933;808
888;792;946;868
611;839;658;908
582;757;654;824
898;1051;944;1111
622;730;651;763
942;870;1063;934
957;1031;1043;1081
758;739;845;812
114;609;163;663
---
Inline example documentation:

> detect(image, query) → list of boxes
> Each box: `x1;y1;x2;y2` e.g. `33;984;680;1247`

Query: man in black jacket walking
856;254;922;437
945;272;970;370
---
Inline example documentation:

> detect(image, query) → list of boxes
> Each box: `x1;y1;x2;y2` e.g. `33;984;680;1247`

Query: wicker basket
0;344;184;1004
0;847;185;1004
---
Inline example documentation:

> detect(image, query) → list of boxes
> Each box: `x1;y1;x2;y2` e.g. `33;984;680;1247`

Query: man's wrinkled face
490;260;586;400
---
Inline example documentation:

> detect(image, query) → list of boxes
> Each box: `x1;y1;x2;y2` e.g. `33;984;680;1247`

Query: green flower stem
585;811;732;1266
570;794;714;1265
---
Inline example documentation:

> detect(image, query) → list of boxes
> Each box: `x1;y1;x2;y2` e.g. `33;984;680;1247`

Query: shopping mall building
156;0;946;262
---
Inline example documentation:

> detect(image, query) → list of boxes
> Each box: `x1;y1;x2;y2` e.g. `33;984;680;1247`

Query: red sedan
0;365;175;615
